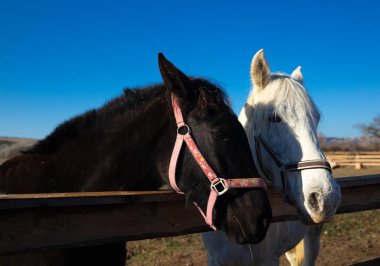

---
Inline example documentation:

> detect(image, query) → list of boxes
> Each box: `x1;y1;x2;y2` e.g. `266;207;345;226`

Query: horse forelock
190;78;231;113
247;73;320;137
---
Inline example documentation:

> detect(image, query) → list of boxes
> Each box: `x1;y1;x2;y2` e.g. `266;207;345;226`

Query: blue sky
0;0;379;139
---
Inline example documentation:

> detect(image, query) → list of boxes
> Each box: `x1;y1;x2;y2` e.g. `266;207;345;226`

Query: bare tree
318;132;325;148
356;115;380;138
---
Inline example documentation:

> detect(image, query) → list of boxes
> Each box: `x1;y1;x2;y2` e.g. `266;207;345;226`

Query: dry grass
333;166;380;178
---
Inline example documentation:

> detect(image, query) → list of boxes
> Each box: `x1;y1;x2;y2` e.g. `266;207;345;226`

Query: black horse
0;54;271;265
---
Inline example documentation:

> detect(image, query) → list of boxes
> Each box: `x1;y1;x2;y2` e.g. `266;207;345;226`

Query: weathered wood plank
0;200;209;255
0;174;378;255
0;191;182;210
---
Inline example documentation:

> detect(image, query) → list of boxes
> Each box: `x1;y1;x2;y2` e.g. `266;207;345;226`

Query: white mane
245;73;320;138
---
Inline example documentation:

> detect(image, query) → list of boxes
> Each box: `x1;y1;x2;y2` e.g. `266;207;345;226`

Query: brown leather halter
254;136;331;195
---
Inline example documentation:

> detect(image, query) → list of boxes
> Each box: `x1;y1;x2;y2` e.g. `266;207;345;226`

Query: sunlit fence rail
326;151;380;169
0;174;379;255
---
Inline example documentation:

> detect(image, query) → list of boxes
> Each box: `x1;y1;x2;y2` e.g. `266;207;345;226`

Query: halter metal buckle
211;178;228;195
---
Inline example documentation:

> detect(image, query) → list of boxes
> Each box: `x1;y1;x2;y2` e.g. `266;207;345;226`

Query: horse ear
291;66;304;84
250;49;271;89
158;53;195;98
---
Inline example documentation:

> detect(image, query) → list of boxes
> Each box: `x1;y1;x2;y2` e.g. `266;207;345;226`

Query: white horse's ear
291;66;304;84
250;49;271;89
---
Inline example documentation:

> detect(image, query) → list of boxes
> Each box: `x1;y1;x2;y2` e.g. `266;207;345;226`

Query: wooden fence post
355;153;361;169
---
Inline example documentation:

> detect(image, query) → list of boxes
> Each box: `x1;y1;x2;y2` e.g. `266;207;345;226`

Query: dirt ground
126;167;380;266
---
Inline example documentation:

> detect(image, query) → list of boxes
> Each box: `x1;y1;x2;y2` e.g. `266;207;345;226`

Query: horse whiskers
232;216;254;265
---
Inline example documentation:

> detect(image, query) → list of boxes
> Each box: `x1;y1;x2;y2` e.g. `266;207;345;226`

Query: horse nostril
308;192;323;213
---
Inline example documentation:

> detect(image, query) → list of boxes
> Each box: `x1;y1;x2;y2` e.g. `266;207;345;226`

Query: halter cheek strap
169;94;267;229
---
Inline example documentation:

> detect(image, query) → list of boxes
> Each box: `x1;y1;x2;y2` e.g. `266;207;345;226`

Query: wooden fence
0;174;379;255
326;151;380;169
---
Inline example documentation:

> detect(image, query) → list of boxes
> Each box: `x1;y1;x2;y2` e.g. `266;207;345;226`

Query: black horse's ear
158;53;195;98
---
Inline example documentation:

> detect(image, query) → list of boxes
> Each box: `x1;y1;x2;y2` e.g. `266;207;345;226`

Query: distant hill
0;137;38;164
319;136;380;152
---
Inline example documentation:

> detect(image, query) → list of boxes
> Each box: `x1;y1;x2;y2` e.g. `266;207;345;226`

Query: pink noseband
169;94;267;229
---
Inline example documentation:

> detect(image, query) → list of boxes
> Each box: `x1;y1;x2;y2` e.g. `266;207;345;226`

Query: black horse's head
158;53;272;244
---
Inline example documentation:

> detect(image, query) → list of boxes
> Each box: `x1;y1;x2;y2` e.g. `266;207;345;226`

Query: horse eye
210;131;229;141
269;114;282;123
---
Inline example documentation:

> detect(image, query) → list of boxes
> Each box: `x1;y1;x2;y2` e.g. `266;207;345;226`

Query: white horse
202;50;341;266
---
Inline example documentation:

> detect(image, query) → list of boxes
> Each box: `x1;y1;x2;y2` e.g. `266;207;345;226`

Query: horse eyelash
269;114;283;123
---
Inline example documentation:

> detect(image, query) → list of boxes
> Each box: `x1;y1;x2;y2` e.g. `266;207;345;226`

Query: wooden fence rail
326;151;380;155
326;152;380;169
0;174;379;255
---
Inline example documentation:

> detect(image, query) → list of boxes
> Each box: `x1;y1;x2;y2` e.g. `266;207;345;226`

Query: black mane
29;78;229;154
28;83;167;154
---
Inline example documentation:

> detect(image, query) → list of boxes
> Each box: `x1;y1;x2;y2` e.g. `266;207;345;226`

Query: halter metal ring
177;124;191;135
211;178;228;195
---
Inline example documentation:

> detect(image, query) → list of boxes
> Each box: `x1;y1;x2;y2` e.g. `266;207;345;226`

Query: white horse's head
239;49;341;224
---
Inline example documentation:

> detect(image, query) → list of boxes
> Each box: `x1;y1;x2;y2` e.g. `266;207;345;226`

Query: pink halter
169;94;267;229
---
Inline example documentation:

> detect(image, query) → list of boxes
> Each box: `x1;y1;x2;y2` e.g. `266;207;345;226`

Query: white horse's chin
297;206;335;224
309;213;333;224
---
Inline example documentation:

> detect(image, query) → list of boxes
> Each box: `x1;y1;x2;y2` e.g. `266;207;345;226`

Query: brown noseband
254;136;331;195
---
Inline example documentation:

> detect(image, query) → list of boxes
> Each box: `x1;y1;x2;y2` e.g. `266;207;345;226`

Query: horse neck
116;93;177;190
0;90;177;193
